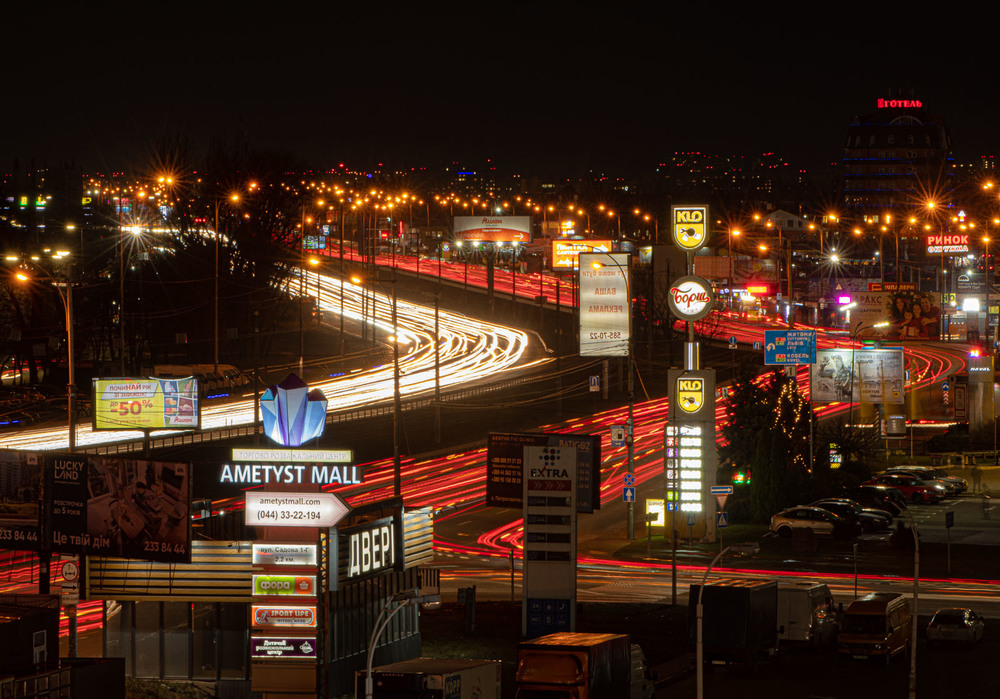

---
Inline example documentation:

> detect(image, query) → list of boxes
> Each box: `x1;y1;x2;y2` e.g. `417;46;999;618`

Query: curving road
0;269;543;452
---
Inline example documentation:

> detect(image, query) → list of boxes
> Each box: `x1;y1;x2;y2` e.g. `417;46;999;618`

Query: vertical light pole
591;256;634;539
728;229;740;311
16;262;75;451
214;194;239;376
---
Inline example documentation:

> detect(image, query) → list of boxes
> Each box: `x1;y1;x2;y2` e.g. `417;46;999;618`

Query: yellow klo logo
677;377;704;414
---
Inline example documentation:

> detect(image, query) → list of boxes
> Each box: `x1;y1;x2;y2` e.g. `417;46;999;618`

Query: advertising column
522;446;577;637
666;369;717;542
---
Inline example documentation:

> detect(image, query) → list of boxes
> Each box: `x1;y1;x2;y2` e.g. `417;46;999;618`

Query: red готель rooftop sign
878;98;923;109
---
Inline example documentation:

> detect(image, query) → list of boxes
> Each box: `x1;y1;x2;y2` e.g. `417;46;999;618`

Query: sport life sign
671;205;709;251
251;605;318;629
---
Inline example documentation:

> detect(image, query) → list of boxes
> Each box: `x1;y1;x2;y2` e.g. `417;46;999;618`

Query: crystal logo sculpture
260;374;328;447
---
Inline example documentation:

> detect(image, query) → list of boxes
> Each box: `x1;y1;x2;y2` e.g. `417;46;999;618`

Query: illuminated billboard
551;239;613;270
578;252;630;357
453;215;531;243
0;451;194;562
925;234;969;254
849;291;942;341
810;348;905;404
92;377;200;430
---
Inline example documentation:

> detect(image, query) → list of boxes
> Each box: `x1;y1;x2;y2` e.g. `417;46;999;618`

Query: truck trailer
356;657;501;699
515;632;654;699
689;578;779;663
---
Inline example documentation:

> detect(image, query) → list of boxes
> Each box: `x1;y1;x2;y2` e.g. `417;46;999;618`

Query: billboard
486;432;602;513
849;291;942;340
551;239;613;271
810;348;905;404
0;450;42;550
453;215;531;243
578;252;630;357
0;451;191;561
92;377;200;430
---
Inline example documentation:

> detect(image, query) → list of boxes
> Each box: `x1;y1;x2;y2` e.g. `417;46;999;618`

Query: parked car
926;607;985;647
770;506;860;539
926;423;970;453
903;466;968;495
886;467;960;496
845;485;907;517
864;473;946;504
810;498;892;532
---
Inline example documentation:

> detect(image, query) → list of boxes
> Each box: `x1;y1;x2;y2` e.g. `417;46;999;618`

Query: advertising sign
486;432;602;512
453;215;531;243
92;377;200;430
764;330;817;365
578;252;630;357
926;234;969;254
251;636;317;660
252;574;317;597
522;445;577;637
667;275;715;321
850;291;942;341
251;605;318;629
244;491;350;528
252;544;318;566
332;516;402;584
0;450;41;550
671;205;709;251
43;453;191;562
551;239;613;270
810;348;905;404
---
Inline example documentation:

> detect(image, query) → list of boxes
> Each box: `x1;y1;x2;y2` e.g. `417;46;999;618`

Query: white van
777;581;838;647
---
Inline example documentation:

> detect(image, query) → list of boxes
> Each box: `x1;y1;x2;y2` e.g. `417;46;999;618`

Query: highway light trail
0;269;540;452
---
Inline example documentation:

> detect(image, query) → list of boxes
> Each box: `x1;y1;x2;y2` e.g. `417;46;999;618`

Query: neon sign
877;98;923;109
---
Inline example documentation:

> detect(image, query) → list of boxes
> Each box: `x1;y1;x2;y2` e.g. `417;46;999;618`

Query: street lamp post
728;229;740;311
364;590;441;699
214;194;239;376
591;256;635;539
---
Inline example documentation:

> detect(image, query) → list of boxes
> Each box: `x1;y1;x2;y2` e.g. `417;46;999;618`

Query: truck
356;658;501;699
776;581;838;647
514;632;655;699
689;578;778;663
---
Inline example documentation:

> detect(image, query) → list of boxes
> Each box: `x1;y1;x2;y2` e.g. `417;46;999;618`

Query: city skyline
4;8;999;178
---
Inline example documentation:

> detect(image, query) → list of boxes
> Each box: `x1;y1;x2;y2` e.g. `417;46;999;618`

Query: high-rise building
842;95;954;215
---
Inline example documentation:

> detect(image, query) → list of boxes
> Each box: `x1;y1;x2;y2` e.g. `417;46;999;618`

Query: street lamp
364;590;441;699
214;194;239;376
14;257;76;451
590;256;635;539
728;229;741;311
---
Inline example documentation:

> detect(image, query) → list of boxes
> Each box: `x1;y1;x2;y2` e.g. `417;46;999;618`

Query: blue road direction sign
764;330;817;366
728;336;738;349
710;485;734;495
623;487;635;502
753;341;762;350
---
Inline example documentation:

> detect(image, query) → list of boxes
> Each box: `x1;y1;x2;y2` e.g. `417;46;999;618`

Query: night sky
4;6;996;178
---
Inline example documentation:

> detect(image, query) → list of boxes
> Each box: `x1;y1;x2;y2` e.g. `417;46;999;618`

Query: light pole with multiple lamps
214;194;239;376
13;254;77;451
